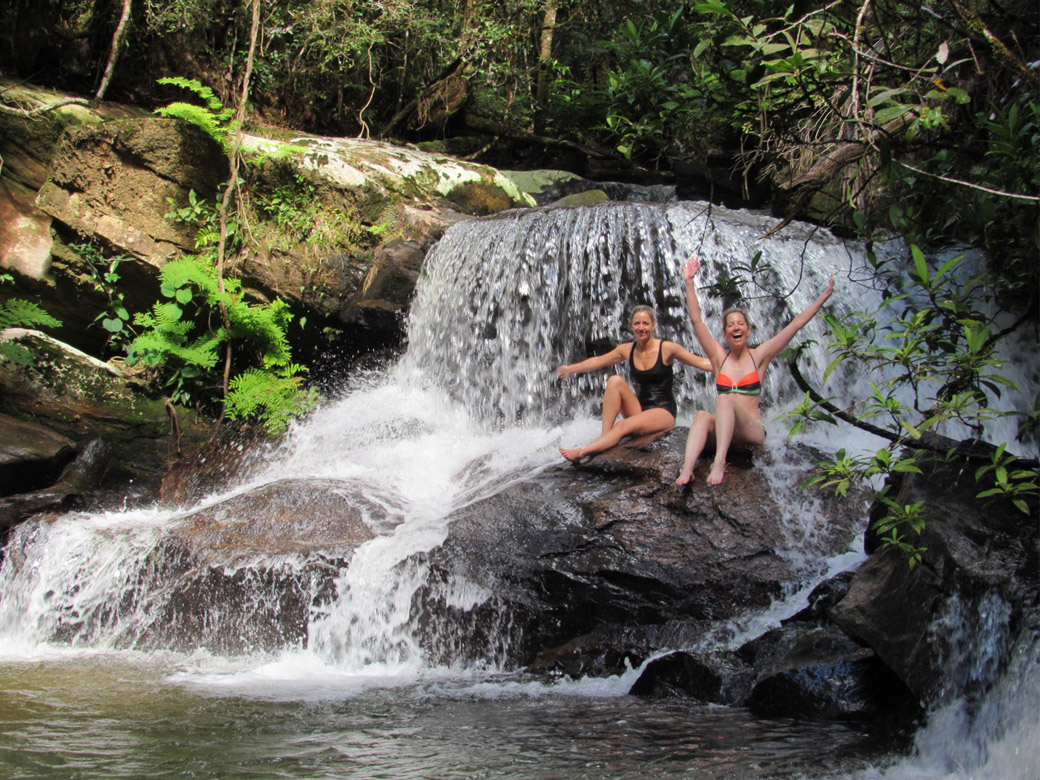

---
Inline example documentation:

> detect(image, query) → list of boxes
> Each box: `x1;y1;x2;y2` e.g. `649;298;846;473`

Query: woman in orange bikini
675;254;834;486
559;305;712;462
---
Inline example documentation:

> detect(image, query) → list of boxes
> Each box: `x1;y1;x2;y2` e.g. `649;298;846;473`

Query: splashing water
0;200;1035;779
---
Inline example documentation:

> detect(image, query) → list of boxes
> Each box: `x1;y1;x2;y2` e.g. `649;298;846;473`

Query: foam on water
0;200;1034;779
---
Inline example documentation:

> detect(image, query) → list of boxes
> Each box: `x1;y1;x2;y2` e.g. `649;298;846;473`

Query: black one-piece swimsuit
629;340;676;417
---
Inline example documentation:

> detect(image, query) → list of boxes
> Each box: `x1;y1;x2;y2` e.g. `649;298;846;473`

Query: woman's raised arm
754;275;835;368
683;256;725;367
557;344;628;379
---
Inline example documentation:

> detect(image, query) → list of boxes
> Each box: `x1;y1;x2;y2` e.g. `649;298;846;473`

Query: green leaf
911;244;929;285
875;104;913;124
868;87;908;107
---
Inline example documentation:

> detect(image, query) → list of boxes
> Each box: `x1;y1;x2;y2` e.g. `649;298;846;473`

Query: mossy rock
0;328;213;475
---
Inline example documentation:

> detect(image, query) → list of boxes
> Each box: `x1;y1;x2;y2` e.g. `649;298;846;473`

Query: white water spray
0;197;1033;777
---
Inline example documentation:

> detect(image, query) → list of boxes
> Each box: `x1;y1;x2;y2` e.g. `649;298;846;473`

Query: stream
1;200;1035;779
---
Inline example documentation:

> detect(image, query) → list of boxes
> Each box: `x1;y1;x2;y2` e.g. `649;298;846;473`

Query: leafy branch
781;242;1038;560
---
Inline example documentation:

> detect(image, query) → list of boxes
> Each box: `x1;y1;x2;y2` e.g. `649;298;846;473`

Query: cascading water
0;199;1034;779
400;201;860;428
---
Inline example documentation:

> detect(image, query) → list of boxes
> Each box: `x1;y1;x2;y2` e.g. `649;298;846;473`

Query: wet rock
746;640;915;721
549;190;609;208
142;476;388;652
0;437;111;532
424;430;868;671
830;446;1038;705
0;411;75;496
526;620;711;679
160;428;276;508
784;571;856;624
170;477;380;563
629;650;755;704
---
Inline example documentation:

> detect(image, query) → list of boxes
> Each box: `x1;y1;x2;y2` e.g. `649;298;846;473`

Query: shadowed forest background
1;0;1037;518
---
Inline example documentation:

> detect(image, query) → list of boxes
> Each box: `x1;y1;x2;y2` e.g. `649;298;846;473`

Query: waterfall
0;199;882;668
845;602;1039;780
400;201;866;428
0;201;1034;779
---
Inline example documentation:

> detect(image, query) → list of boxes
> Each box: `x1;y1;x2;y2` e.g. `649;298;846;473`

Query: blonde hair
630;305;656;324
722;306;752;330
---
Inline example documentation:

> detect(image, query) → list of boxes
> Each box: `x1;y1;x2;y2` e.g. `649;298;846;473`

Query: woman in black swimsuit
675;255;834;486
558;305;712;462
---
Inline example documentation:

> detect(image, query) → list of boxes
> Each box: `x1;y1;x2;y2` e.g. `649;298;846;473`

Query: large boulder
0;179;53;280
36;117;223;266
419;430;869;672
829;447;1039;705
1;82;538;358
7;475;378;654
170;477;377;563
0;328;212;490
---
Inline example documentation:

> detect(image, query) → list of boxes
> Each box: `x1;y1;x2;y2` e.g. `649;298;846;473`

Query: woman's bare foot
674;469;694;487
559;446;585;462
707;460;726;485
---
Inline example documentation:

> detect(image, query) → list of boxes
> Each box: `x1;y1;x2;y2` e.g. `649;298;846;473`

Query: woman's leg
600;374;642;435
675;410;715;485
561;407;674;462
707;395;765;485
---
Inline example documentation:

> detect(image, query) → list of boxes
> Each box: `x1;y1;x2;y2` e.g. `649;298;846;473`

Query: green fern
0;276;62;366
225;365;320;434
126;255;317;428
155;77;235;147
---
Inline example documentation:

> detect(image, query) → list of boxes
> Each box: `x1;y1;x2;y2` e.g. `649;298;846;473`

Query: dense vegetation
3;2;1035;285
1;1;1036;543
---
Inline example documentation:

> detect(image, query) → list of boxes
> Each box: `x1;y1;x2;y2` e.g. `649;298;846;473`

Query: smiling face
722;309;751;348
630;306;656;343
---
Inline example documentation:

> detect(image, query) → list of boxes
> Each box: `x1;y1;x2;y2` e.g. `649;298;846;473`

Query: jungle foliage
0;1;1035;540
2;2;1032;269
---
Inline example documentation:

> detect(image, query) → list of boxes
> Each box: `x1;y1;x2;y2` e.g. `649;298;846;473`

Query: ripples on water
1;201;1034;779
0;656;894;779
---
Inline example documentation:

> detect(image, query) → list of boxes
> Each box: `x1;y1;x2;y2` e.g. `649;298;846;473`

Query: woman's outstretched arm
754;275;835;368
665;342;713;372
683;256;725;368
558;344;628;379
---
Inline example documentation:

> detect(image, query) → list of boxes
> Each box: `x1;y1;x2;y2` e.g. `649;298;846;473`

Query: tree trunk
533;0;559;137
94;0;133;100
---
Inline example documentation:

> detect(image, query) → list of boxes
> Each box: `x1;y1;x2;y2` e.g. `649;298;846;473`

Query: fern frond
155;77;234;145
0;299;62;330
226;367;320;434
151;302;191;334
160;256;215;290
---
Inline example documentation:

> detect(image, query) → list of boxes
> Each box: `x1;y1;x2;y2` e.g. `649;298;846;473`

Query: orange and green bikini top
715;352;762;395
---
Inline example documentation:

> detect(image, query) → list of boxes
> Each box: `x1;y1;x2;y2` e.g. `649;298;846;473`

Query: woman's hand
557;364;573;379
683;254;701;284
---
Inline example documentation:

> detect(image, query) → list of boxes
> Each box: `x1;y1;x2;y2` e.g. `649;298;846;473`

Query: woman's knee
693;410;715;429
605;374;628;392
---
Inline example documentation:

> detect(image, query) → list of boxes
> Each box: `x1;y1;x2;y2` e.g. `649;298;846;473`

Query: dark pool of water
0;657;901;779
